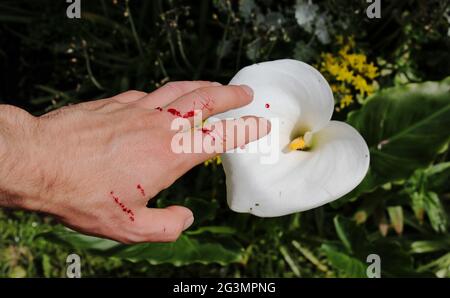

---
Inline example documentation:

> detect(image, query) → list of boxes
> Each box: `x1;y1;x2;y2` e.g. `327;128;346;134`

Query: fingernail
183;216;194;231
211;81;222;86
240;84;253;97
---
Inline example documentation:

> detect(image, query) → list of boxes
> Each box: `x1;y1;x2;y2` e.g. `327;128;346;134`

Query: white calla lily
214;59;370;217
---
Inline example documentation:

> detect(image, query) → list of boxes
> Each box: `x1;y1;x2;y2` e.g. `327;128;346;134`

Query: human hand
0;81;270;243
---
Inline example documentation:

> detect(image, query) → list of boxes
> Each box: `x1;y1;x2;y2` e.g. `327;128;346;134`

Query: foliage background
0;0;449;277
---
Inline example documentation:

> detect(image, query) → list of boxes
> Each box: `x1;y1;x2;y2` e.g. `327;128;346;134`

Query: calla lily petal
227;59;334;133
213;59;370;217
222;121;370;217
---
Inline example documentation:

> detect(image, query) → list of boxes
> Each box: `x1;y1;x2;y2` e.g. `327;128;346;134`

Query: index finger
154;85;254;127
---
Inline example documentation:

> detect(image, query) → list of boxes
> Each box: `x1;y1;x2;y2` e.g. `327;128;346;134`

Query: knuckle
193;88;215;110
122;90;147;98
163;82;183;97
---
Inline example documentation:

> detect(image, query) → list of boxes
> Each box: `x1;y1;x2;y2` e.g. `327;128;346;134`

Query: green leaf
112;235;244;266
279;246;301;277
387;206;404;235
41;228;244;266
346;78;450;197
405;163;449;232
426;162;450;192
8;266;27;278
370;239;415;276
40;229;120;251
333;216;368;255
410;237;450;253
186;226;236;236
321;244;367;278
423;192;448;233
42;254;52;278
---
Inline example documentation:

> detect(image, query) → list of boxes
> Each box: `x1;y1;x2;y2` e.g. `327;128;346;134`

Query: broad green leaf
41;228;244;266
112;235;244;266
186;226;236;236
346;78;450;197
40;229;120;251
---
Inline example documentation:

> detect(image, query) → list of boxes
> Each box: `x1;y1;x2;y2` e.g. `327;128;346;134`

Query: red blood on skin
265;103;270;109
182;110;196;118
166;98;212;119
137;184;146;197
167;107;196;119
155;107;163;112
167;108;182;117
110;191;135;222
200;98;213;111
200;127;215;141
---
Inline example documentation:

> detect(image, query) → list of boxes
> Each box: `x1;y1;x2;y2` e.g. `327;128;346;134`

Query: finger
76;90;148;110
112;90;148;103
172;116;271;169
157;85;254;126
134;205;194;242
135;81;221;109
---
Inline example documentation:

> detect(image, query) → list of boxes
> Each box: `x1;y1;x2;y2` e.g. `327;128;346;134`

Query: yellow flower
346;53;367;72
352;75;373;96
337;84;351;94
336;66;354;83
318;35;379;108
365;63;379;80
339;45;351;57
340;94;353;108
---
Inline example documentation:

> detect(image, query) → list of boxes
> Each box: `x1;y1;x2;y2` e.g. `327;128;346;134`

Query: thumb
133;205;194;242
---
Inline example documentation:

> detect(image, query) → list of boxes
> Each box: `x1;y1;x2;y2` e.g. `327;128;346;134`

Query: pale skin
0;81;271;244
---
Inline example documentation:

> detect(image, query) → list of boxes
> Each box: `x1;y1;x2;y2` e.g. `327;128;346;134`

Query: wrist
0;105;42;210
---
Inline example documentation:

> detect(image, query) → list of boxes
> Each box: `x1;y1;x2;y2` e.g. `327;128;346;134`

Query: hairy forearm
0;105;42;210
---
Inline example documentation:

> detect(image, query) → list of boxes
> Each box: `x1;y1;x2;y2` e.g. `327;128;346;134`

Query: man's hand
0;81;270;243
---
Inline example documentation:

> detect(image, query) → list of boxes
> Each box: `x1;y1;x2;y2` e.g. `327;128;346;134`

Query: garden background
0;0;449;277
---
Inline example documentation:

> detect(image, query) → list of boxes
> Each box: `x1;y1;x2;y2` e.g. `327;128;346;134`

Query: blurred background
0;0;449;277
